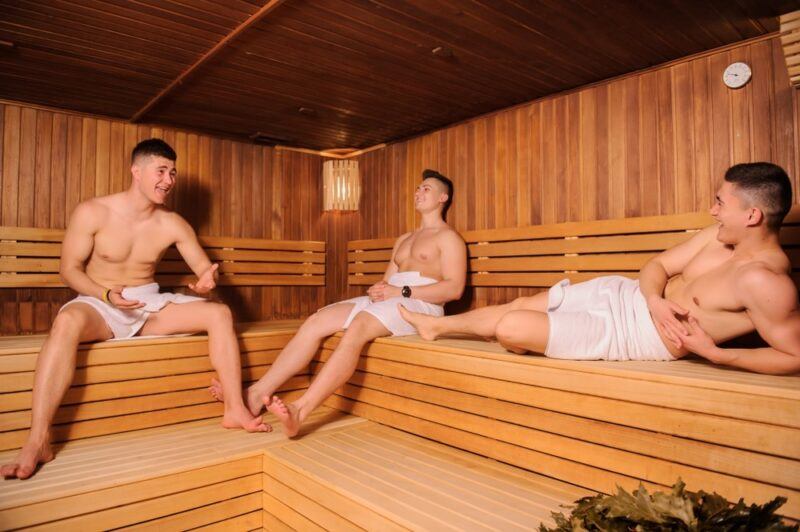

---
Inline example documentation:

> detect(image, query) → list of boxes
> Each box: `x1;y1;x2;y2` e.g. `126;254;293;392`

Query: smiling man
401;163;800;375
210;169;467;437
1;139;267;481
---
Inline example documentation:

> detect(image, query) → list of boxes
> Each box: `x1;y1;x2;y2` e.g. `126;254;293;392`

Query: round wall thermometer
723;62;751;89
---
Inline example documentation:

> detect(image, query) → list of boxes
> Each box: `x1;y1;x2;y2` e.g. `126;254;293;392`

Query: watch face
723;62;751;89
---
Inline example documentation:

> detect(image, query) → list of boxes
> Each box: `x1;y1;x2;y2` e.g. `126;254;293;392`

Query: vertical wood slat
346;36;798;309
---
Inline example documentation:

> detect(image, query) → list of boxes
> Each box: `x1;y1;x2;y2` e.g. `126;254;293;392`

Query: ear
746;207;763;227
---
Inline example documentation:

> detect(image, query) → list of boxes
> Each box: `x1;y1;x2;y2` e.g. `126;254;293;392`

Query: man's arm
382;230;467;305
678;267;800;375
639;224;718;345
172;215;216;294
59;203;109;299
366;233;409;302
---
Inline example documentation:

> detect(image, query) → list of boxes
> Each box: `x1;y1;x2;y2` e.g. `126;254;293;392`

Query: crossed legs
266;310;389;437
399;291;552;354
211;302;389;437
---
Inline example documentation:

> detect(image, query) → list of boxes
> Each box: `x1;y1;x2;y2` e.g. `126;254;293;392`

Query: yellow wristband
102;288;111;304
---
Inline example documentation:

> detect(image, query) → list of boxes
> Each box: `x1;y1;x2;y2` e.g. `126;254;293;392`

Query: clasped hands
367;281;401;302
647;296;718;359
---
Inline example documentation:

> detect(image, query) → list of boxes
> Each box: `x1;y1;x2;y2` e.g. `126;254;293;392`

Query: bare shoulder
435;225;464;245
393;231;414;247
68;196;111;229
159;209;196;238
735;260;797;312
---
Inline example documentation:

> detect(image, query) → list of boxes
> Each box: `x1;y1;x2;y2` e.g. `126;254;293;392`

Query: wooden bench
317;334;800;520
338;206;800;519
0;411;587;530
0;321;307;452
0;226;326;288
348;207;800;288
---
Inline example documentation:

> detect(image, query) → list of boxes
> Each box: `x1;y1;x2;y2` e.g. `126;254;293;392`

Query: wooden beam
130;0;287;122
781;10;800;87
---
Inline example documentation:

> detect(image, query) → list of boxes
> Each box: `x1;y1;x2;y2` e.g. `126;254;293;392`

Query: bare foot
208;377;224;401
265;395;302;438
208;378;264;417
398;305;441;341
1;440;54;480
221;407;272;433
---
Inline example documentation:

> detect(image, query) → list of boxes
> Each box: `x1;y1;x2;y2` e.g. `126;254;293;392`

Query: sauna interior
1;1;800;530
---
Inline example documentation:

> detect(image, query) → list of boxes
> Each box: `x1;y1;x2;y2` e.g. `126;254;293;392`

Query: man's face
132;155;176;205
710;181;754;244
414;177;447;213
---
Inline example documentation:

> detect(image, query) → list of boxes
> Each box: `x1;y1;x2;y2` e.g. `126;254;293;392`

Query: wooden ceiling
1;0;799;150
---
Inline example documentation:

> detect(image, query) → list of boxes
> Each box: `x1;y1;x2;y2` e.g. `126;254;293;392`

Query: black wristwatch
401;285;412;298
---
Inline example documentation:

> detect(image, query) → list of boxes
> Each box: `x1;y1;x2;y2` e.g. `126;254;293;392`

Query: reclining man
1;139;268;480
401;162;800;375
211;169;467;436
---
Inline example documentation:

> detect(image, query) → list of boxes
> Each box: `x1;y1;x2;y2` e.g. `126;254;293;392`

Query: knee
509;296;533;310
495;311;527;346
300;311;330;337
51;308;87;337
341;313;376;343
207;303;233;327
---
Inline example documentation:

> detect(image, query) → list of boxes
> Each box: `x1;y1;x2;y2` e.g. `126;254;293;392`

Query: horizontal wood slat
0;227;325;288
317;334;800;519
348;206;800;287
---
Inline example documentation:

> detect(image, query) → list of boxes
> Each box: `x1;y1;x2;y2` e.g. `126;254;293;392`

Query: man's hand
674;315;723;361
367;281;401;302
647;295;689;347
189;263;219;295
108;287;144;309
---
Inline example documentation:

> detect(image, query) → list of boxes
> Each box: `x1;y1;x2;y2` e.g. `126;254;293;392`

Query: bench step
0;409;364;530
0;413;583;530
263;422;587;530
318;334;800;520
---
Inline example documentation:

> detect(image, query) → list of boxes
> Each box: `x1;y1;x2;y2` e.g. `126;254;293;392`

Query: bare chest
668;247;740;312
395;232;440;266
92;220;172;265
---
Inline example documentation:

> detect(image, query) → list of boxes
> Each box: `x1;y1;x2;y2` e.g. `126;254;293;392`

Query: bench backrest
348;206;800;287
0;227;325;288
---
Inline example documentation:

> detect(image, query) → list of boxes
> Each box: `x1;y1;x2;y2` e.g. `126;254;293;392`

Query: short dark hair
724;162;792;230
422;169;453;219
132;138;176;164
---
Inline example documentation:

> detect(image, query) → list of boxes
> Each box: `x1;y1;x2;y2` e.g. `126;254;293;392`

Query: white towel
544;276;674;361
331;271;444;337
60;282;205;339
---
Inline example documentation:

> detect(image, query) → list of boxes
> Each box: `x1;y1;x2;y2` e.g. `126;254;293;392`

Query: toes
17;465;34;479
1;463;17;477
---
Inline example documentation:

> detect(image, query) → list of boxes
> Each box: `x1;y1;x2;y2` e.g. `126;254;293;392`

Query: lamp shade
322;159;360;211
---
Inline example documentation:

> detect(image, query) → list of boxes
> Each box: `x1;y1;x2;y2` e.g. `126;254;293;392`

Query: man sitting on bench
401;162;800;375
211;170;467;436
1;139;267;480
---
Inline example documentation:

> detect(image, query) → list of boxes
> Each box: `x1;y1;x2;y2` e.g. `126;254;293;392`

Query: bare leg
140;301;269;432
209;303;355;415
1;304;113;479
494;310;550;354
267;312;389;437
399;291;549;340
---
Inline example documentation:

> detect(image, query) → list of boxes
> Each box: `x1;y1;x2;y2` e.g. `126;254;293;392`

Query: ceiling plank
130;0;287;122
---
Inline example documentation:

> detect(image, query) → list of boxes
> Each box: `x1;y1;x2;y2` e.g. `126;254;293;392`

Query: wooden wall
2;35;799;333
0;105;327;334
338;36;800;310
